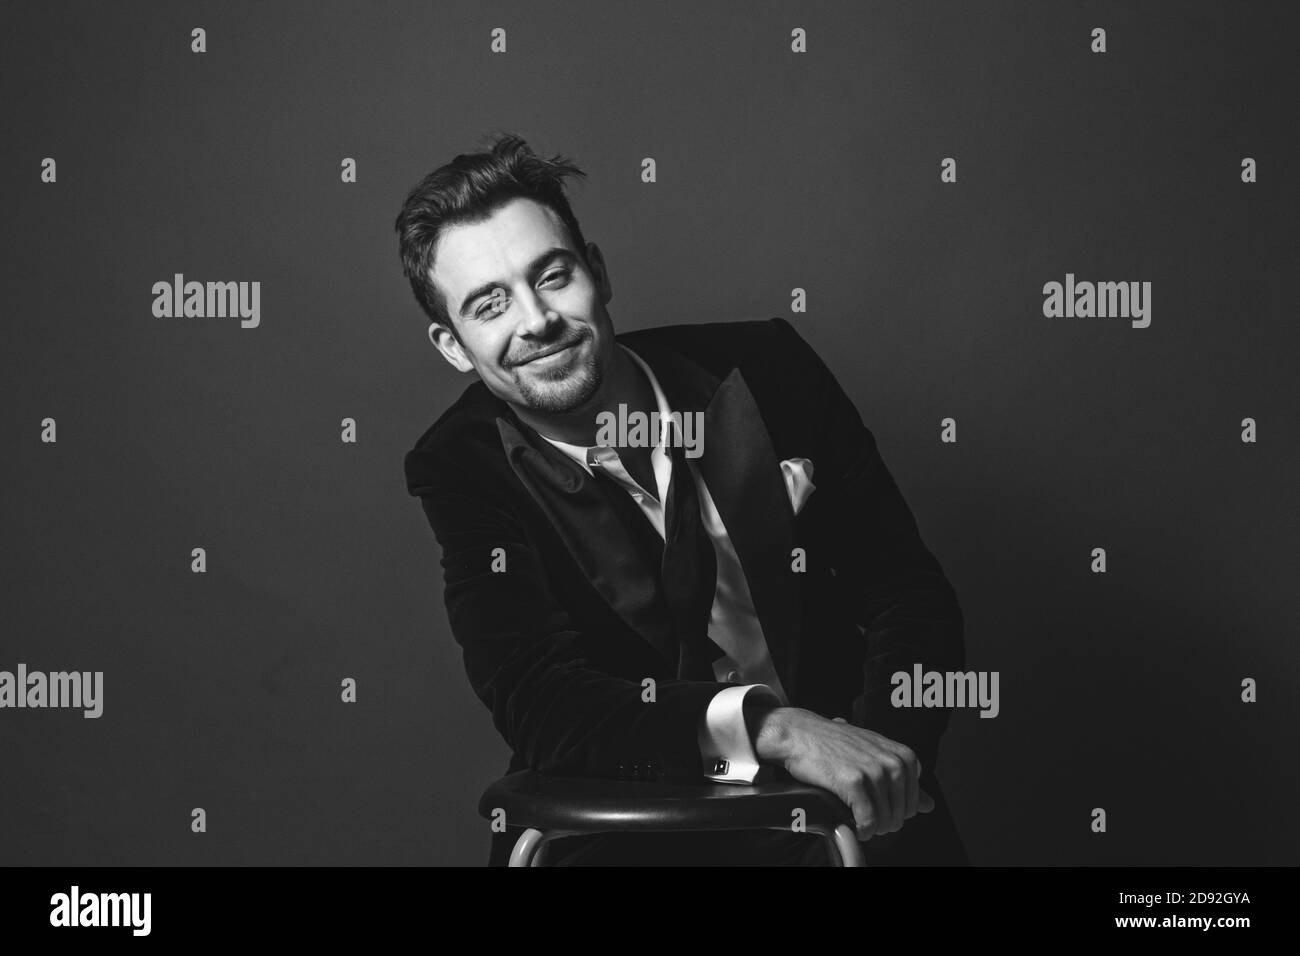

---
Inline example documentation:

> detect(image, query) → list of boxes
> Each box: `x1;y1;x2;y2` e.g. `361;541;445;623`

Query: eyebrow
457;247;576;318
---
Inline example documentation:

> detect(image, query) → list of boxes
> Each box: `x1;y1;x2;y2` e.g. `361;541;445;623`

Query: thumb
918;789;936;814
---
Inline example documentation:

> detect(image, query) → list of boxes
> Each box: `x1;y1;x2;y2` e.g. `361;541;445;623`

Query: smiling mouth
518;338;582;365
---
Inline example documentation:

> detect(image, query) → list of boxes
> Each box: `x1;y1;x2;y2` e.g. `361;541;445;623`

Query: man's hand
751;706;934;840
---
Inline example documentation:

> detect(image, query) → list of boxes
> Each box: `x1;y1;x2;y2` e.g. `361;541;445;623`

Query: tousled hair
394;131;591;340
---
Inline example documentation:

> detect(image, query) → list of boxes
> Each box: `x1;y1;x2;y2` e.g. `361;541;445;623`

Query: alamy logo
50;886;150;936
594;404;704;458
152;273;261;327
1042;273;1151;328
0;664;102;717
891;664;999;718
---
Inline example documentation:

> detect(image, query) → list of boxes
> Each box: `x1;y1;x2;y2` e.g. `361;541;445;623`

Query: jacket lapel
642;343;803;695
496;412;679;667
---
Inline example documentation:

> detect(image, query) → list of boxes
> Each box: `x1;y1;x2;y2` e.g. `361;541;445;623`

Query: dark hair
394;132;590;339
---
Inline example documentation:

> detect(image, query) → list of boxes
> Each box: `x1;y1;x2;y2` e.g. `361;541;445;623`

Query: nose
517;289;561;336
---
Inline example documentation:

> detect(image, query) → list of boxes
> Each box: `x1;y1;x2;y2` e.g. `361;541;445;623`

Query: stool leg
827;823;864;867
508;828;547;867
530;835;552;867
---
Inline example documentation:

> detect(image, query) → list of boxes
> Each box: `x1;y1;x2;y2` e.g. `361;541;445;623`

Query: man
396;133;969;866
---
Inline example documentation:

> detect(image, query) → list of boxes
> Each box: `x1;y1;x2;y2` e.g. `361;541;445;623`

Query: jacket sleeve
409;454;729;783
769;317;966;777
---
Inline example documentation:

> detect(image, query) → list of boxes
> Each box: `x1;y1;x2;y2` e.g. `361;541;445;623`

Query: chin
519;361;602;415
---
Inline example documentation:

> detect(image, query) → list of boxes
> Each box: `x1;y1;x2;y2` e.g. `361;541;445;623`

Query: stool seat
479;770;864;866
481;770;850;831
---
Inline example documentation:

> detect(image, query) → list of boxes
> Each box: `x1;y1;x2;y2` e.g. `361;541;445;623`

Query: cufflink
710;758;730;775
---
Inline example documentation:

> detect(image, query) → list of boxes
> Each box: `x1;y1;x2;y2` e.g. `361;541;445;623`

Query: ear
585;241;613;306
428;322;474;373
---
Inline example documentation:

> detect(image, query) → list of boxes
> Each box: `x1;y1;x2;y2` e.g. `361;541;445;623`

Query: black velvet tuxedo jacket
404;317;968;866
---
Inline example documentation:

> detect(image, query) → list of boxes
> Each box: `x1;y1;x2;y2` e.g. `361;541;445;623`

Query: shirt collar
541;343;672;475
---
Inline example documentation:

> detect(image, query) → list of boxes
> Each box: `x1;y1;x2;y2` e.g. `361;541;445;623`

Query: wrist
750;704;798;765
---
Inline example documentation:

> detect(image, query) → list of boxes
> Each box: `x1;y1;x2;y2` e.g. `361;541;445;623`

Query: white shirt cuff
697;684;781;783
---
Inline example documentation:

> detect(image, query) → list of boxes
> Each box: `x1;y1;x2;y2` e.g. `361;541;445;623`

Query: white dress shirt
542;344;787;783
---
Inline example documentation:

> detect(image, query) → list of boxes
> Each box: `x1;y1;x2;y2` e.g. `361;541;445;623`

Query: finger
894;745;919;820
862;768;897;836
847;781;877;841
880;757;907;834
918;789;935;814
832;717;847;723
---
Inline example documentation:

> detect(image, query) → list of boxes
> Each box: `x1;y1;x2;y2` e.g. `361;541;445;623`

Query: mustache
512;330;586;366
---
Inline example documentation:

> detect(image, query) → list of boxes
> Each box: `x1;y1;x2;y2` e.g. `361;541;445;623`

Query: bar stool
479;770;864;866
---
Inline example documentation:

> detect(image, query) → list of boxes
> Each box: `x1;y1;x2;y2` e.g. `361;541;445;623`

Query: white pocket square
779;457;816;515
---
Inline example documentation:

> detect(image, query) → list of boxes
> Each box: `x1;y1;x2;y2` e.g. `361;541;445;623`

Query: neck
513;346;655;447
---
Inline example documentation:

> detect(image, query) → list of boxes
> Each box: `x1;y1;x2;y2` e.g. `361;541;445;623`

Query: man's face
428;196;615;417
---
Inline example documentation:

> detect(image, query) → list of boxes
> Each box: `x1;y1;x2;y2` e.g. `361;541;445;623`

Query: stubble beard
514;345;605;414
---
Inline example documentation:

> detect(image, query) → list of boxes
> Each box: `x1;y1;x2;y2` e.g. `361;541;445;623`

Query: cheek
467;329;511;365
559;277;598;308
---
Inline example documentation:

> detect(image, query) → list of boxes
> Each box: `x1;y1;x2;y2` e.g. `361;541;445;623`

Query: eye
541;269;571;285
476;290;508;318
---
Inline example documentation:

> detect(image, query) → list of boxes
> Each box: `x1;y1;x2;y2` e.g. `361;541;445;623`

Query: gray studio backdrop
3;0;1296;866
